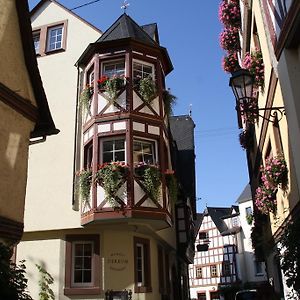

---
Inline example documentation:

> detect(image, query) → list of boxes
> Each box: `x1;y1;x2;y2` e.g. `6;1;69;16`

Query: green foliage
246;213;253;225
280;217;300;297
79;85;93;114
0;243;32;300
165;173;178;203
141;165;161;202
77;169;92;202
138;76;157;104
105;77;125;100
36;264;54;300
163;89;177;116
95;162;128;207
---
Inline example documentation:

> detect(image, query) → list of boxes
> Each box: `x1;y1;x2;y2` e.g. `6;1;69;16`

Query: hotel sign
107;252;129;271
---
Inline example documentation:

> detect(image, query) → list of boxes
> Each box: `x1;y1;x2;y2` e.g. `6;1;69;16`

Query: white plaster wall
24;1;101;231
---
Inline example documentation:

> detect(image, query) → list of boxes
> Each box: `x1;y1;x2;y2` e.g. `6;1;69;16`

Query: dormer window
102;60;125;77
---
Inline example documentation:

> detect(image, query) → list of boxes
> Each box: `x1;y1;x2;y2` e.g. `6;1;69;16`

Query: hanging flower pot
137;76;157;104
242;50;264;88
220;27;240;52
222;52;240;73
255;186;277;215
218;0;241;28
79;85;94;114
239;97;259;124
77;169;93;202
239;129;253;150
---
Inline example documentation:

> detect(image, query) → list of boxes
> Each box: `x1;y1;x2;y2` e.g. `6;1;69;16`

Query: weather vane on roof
121;0;130;13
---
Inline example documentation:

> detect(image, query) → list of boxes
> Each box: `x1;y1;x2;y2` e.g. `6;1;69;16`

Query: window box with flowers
219;27;240;52
218;0;241;28
243;50;264;89
77;169;93;202
79;85;94;114
255;155;288;215
135;76;157;104
135;163;161;202
222;52;240;73
97;75;126;100
95;162;128;208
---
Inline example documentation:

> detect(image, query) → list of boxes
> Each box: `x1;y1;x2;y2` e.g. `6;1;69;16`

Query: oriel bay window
133;139;156;164
133;60;154;81
65;235;100;295
134;237;151;293
100;138;125;163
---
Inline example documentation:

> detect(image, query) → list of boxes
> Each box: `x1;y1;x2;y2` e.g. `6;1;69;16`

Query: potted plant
137;76;157;104
239;129;253;150
163;89;177;116
222;52;240;73
95;162;128;207
246;213;253;225
97;75;126;100
135;163;161;201
243;50;264;88
254;185;277;215
219;27;240;52
239;97;259;124
218;0;241;28
77;169;92;202
79;84;93;114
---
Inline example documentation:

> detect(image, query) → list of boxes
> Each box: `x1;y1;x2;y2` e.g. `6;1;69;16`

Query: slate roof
207;207;232;234
237;184;252;204
96;13;157;46
194;213;204;239
169;115;196;212
141;23;159;43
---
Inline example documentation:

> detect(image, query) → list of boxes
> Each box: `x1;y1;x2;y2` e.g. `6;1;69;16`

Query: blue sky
29;0;249;211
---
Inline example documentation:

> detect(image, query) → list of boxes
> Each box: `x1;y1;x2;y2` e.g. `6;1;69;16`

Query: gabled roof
207;207;232;234
16;0;59;138
30;0;102;34
96;13;157;46
194;213;204;238
237;184;252;204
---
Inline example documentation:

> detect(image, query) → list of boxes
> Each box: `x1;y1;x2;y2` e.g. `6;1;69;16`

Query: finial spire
121;0;130;13
189;104;192;117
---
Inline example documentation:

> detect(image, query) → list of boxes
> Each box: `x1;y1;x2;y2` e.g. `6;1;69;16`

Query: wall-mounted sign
107;252;128;271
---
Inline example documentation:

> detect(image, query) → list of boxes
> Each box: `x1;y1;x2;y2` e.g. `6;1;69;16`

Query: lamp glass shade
229;69;254;104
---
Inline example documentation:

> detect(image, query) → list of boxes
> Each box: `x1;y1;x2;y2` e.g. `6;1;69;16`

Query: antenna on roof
121;0;130;13
189;104;192;117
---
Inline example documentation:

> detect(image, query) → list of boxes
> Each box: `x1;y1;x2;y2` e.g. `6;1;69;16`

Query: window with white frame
33;31;40;54
72;241;93;286
47;25;63;51
101;138;125;163
210;264;218;278
136;243;145;286
133;61;154;81
102;59;125;77
196;266;202;279
133;139;156;164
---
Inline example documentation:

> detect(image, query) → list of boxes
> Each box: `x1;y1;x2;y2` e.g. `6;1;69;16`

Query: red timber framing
78;40;173;229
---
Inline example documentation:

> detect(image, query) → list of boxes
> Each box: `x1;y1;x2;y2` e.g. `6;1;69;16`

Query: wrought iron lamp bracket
257;106;285;124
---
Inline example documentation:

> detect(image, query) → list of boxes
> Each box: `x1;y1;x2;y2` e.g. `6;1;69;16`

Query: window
32;20;67;56
64;235;100;295
47;25;63;51
133;139;155;164
101;138;125;163
133;61;154;81
134;237;151;293
196;266;202;279
222;261;231;276
102;60;125;77
210;265;218;278
254;261;263;275
33;31;40;54
198;293;206;300
245;206;252;216
84;142;93;169
198;232;208;240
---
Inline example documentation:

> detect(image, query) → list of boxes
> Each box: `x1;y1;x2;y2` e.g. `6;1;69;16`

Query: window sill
64;287;101;296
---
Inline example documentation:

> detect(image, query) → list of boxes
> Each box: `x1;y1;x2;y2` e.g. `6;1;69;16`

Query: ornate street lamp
229;69;285;126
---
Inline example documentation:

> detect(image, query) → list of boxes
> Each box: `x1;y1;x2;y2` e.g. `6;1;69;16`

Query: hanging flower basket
136;76;157;104
97;75;126;100
239;97;259;124
79;85;94;114
255;186;277;215
218;0;241;28
263;155;288;191
77;169;93;202
222;52;240;73
95;162;128;207
239;129;253;150
242;50;264;88
165;170;178;203
219;27;240;52
135;163;161;201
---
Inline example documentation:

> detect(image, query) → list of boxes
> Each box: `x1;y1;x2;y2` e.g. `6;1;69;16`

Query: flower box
97;75;126;100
